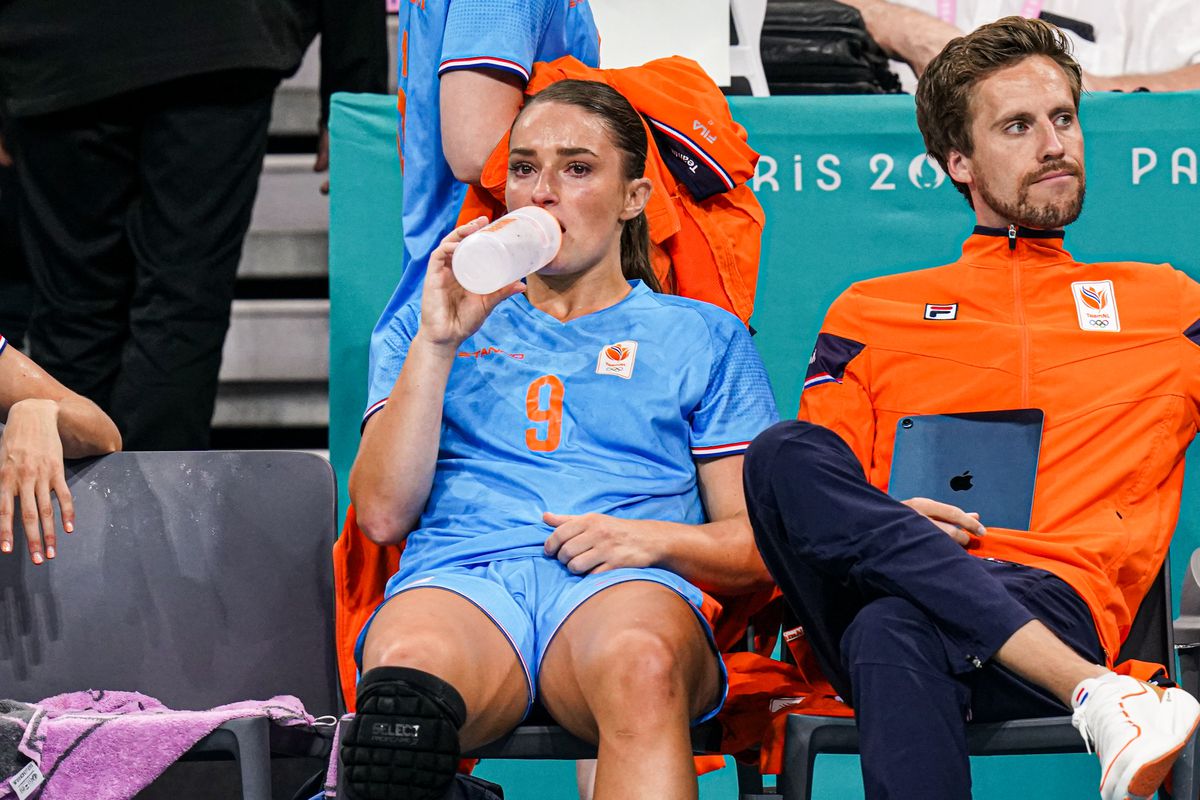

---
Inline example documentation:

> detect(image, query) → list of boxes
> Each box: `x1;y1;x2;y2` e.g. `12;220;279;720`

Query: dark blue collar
973;225;1065;239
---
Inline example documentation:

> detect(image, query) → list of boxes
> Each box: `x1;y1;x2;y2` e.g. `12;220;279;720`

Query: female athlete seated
0;336;121;563
345;80;777;800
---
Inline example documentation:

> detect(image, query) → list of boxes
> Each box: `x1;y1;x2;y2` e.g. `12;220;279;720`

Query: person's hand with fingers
542;512;661;575
902;496;985;547
416;216;526;353
0;399;75;564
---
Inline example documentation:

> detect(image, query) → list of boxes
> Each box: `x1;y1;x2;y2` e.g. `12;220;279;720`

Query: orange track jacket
456;54;764;324
801;228;1200;664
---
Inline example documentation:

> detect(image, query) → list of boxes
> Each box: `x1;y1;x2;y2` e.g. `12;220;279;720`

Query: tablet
888;409;1044;530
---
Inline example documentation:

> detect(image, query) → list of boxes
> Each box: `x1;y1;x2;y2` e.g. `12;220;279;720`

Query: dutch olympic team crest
1080;286;1108;311
1071;280;1121;332
596;340;638;379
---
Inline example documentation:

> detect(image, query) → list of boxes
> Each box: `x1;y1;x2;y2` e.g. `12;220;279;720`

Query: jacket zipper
1010;224;1030;406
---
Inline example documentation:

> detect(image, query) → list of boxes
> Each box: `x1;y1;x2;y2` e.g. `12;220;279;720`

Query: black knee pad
339;667;467;800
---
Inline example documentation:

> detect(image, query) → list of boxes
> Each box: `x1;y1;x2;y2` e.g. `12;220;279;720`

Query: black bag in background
759;0;902;94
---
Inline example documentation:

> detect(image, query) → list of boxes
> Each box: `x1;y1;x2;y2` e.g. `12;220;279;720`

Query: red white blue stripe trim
646;118;735;190
438;56;529;82
362;398;388;424
0;336;7;356
691;441;751;457
803;372;841;390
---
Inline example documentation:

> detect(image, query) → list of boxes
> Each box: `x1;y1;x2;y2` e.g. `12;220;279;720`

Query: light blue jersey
369;0;599;393
365;281;778;578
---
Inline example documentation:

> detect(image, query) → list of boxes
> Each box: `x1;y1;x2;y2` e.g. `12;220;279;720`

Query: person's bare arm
839;0;963;78
440;69;526;185
349;218;525;544
0;346;121;458
0;345;121;562
1085;63;1200;93
543;455;775;595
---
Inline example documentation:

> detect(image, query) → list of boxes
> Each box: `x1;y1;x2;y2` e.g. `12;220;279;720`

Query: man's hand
543;512;661;574
314;125;330;195
901;497;985;548
0;132;12;169
0;399;74;564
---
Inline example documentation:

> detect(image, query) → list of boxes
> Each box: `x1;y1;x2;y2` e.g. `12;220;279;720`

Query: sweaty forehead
510;101;614;155
969;55;1076;123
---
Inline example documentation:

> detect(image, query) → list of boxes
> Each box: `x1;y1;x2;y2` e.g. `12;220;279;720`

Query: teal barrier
329;90;1200;799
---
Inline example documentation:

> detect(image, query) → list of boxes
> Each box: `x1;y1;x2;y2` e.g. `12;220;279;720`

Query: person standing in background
839;0;1200;93
0;123;31;352
367;0;599;387
0;0;386;449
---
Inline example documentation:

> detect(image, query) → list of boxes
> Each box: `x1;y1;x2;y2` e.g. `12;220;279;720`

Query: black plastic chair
774;559;1200;800
0;450;340;800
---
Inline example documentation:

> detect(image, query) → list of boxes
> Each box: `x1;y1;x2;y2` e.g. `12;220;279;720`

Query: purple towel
0;690;315;800
321;713;352;798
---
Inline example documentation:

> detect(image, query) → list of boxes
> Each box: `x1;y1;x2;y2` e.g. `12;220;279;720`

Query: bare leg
539;581;720;800
361;587;529;748
994;619;1108;706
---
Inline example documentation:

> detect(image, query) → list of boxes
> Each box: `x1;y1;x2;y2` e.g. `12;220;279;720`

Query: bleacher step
269;39;320;137
219;299;329;382
240;154;329;279
212;383;328;428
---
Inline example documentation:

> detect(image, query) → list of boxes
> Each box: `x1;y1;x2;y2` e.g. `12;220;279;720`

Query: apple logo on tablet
950;471;974;492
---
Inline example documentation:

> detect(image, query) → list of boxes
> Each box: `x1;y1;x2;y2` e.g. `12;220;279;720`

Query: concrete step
239;230;327;279
270;39;320;136
388;15;399;94
240;155;328;279
219;298;329;382
212;382;329;428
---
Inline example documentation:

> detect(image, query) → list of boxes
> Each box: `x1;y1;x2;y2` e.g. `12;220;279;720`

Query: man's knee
745;420;857;492
841;596;953;677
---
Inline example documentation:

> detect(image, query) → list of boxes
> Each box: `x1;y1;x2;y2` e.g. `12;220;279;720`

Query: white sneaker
1071;672;1200;800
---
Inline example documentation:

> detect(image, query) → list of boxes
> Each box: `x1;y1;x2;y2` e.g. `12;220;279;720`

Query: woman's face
505;100;647;279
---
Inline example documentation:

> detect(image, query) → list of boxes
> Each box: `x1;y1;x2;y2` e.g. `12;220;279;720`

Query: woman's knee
363;625;455;675
578;625;710;712
362;589;517;680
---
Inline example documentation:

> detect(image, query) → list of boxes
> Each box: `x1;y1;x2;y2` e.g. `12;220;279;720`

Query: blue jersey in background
370;0;600;390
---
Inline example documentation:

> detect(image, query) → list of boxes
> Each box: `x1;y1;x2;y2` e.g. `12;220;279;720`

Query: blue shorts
355;555;728;724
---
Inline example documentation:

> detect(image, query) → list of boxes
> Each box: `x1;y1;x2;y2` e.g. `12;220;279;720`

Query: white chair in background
730;0;770;96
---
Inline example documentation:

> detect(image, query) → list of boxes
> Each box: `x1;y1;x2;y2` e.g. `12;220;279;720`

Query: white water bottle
452;207;562;295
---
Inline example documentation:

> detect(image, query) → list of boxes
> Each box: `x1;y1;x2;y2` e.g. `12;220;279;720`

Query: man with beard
744;16;1200;800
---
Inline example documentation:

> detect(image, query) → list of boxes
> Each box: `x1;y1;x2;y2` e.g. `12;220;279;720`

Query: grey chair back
0;450;339;718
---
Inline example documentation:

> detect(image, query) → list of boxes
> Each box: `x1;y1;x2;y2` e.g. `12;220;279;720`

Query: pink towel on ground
0;690;315;800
